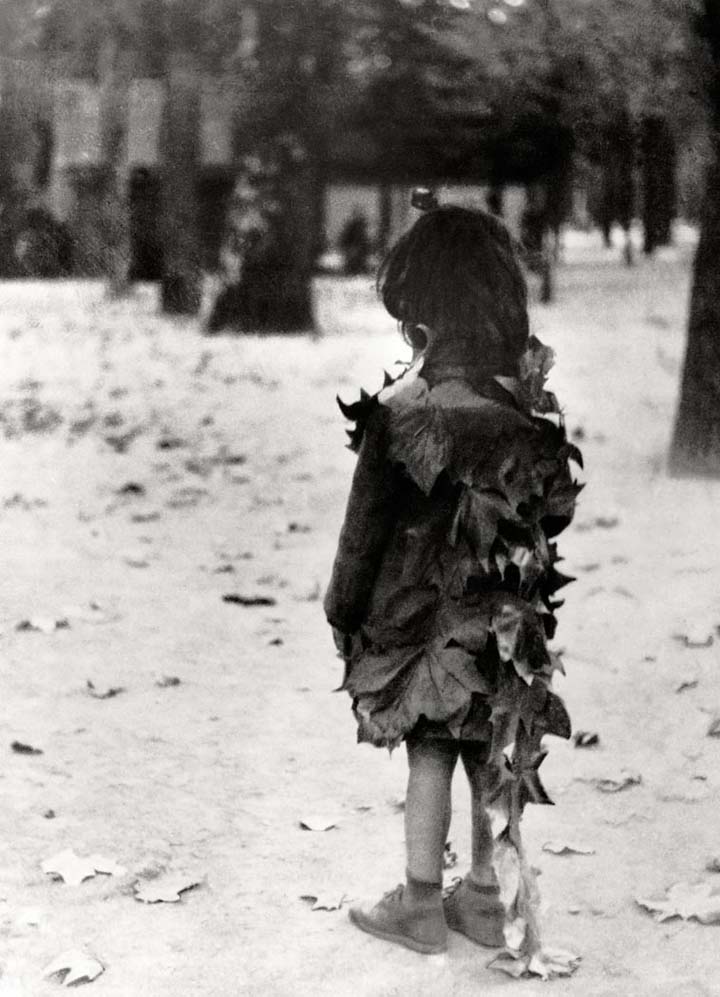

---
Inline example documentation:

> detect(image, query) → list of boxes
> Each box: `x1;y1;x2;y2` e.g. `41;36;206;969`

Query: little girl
324;197;582;971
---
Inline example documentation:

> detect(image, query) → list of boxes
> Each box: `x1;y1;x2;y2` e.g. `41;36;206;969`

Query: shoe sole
349;908;447;955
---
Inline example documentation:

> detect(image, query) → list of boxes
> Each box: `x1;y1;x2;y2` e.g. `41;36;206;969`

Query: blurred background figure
338;206;371;275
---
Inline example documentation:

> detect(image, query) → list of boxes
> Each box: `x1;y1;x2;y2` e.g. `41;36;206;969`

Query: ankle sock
405;872;442;907
466;873;500;894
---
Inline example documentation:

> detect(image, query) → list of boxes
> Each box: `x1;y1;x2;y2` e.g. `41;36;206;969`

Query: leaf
222;593;277;607
16;615;69;634
41;849;98;886
299;815;339;831
116;481;145;496
11;740;43;755
387;386;451;494
86;680;126;700
134;874;203;904
542;841;595;856
300;891;347;911
705;857;720;873
676;679;699;693
573;730;600;747
155;675;181;688
43;949;104;987
589;769;642;793
637;881;720;924
488;947;581;980
707;716;720;738
452;487;515;569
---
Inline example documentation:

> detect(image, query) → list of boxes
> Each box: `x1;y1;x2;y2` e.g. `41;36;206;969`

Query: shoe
349;884;448;954
443;877;505;947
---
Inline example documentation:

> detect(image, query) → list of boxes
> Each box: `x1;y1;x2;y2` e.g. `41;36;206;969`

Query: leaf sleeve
324;407;399;634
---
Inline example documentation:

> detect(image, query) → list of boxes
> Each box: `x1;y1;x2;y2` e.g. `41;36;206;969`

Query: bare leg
460;741;497;887
405;737;459;885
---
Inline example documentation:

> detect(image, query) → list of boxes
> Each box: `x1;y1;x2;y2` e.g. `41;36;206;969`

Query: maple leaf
42;849;98;886
43;949;104;987
451;488;515;570
41;849;127;885
134;874;203;904
637;881;720;924
299;815;339;831
386;388;451;494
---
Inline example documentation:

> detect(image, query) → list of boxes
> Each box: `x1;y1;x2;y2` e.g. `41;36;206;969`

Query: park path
1;239;720;996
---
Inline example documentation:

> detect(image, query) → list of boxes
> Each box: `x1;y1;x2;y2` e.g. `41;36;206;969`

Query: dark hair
376;205;529;378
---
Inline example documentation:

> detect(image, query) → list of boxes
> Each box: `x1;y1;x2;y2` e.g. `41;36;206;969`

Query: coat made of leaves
325;351;582;754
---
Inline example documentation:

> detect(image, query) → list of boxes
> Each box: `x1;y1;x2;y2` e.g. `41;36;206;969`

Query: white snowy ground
0;229;719;996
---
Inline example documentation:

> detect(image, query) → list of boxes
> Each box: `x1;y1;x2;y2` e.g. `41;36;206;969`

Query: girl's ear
408;323;433;358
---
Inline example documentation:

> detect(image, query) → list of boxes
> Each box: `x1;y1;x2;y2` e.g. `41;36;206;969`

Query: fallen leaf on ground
637;881;720;924
707;716;720;738
122;551;149;568
165;486;209;508
222;593;277;607
43;949;104;987
131;510;162;523
299;815;339;831
300;891;347;911
156;435;186;450
488;947;580;979
706;857;720;873
87;680;125;700
116;481;145;496
155;675;181;688
134;873;203;903
16;616;69;634
573;731;600;748
288;522;311;534
583;769;642;793
41;850;98;886
11;740;43;755
676;679;699;693
542;841;595;856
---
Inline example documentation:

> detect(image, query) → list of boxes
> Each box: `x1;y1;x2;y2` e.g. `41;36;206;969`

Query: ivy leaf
43;949;105;987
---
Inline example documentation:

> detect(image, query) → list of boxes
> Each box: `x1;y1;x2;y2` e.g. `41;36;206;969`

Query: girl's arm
324;407;399;635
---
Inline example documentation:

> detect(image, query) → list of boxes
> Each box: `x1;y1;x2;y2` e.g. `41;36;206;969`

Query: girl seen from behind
324;196;583;975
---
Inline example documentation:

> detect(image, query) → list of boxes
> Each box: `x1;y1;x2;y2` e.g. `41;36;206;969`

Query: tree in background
670;0;720;476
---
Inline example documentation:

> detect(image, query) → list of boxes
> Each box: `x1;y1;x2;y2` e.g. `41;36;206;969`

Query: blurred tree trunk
160;49;202;316
669;2;720;476
642;115;676;255
98;31;132;297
